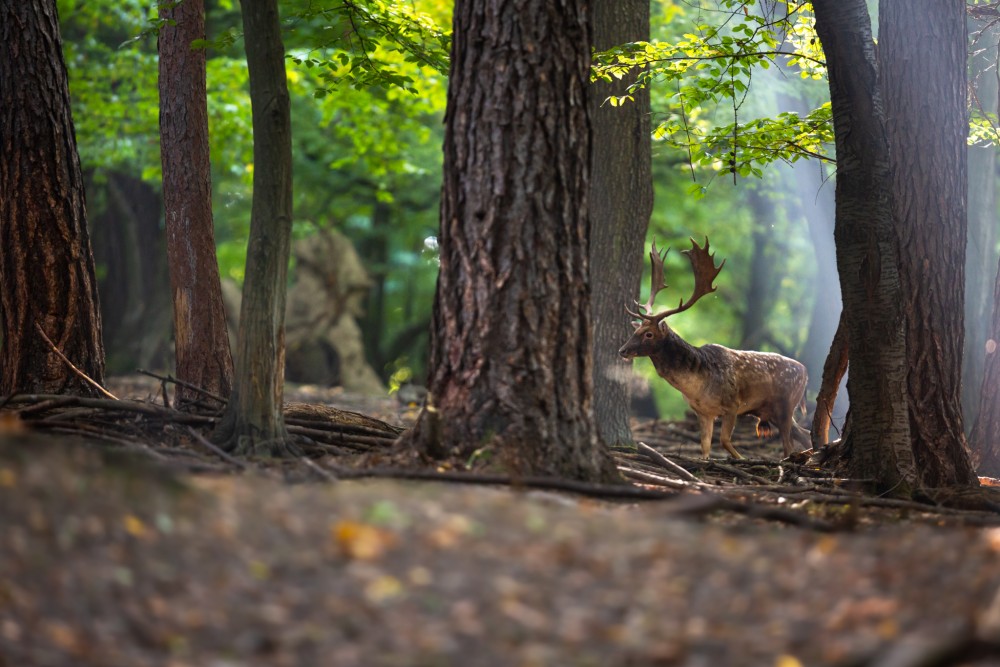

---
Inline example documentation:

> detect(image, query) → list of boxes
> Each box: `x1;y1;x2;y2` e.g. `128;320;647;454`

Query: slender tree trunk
811;311;847;448
0;0;105;396
589;0;652;447
740;186;779;350
794;168;840;395
812;0;915;494
880;0;978;488
973;264;1000;477
401;0;618;482
158;0;233;406
212;0;293;456
963;18;1000;429
90;172;174;372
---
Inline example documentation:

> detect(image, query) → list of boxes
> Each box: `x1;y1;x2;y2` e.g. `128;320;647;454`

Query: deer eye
643;331;653;339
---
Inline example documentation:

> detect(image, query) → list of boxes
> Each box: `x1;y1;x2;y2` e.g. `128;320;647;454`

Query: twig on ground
637;442;700;482
34;322;118;400
299;456;339;482
137;369;226;406
185;426;247;469
619;465;691;490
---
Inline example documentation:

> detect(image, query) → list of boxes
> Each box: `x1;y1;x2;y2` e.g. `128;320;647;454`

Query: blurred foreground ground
1;378;999;666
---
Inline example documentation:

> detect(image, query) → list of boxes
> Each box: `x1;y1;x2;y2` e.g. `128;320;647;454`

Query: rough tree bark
401;0;619;481
0;0;106;396
589;0;653;447
158;0;234;406
812;0;915;493
880;0;978;488
212;0;293;455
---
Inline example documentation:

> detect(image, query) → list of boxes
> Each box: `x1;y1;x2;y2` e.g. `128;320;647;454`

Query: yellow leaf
123;514;148;539
249;559;271;581
775;656;804;667
364;575;403;603
333;520;395;560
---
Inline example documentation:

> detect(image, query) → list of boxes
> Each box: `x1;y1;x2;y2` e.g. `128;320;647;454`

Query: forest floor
3;377;1000;667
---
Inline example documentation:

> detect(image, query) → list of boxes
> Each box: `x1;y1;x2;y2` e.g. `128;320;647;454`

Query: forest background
63;0;854;421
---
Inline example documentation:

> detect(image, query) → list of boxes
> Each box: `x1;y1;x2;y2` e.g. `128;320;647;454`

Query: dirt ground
3;380;1000;667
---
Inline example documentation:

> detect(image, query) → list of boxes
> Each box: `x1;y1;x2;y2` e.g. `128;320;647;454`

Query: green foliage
285;0;450;94
595;1;833;179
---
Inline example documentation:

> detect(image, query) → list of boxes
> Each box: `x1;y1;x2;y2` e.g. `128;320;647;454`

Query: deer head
619;237;724;360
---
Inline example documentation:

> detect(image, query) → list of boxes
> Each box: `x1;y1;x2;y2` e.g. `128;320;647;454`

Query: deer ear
658;320;669;334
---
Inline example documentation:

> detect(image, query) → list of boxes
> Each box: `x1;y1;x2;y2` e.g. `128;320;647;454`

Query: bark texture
403;0;618;481
0;0;105;396
880;0;978;488
589;0;653;447
813;0;915;493
159;0;233;406
212;0;292;455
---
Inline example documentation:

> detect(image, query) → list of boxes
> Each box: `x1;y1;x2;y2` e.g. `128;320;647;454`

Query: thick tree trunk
880;0;978;488
963;18;1000;430
589;0;652;447
212;0;293;455
0;0;105;396
813;0;915;494
159;0;233;407
402;0;618;481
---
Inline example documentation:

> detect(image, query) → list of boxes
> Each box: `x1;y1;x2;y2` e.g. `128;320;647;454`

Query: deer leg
696;413;715;458
779;409;797;457
719;413;742;459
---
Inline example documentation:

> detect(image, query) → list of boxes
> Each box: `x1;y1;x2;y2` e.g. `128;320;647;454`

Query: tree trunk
811;311;847;448
740;186;779;350
158;0;233;407
402;0;619;482
794;167;840;396
212;0;293;456
0;0;106;396
589;0;653;447
972;264;1000;477
812;0;915;494
89;171;174;373
880;0;978;488
963;17;1000;430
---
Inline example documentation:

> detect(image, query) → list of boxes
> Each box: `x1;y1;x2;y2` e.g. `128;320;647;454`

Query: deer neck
648;328;705;382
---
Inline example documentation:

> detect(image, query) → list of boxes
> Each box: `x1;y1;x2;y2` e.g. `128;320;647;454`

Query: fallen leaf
775;656;804;667
333;520;396;560
123;514;148;539
364;575;403;603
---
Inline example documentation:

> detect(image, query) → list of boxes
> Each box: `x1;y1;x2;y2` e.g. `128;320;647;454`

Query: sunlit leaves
285;0;450;95
595;1;830;179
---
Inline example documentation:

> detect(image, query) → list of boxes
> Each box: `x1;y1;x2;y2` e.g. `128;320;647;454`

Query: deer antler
625;239;669;322
626;237;724;325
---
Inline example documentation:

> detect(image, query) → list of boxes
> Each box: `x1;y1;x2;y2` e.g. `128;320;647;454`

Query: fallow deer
618;238;809;459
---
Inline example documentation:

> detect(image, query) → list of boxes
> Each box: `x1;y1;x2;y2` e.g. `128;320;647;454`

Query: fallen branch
138;369;226;407
637;442;700;482
34;322;118;400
